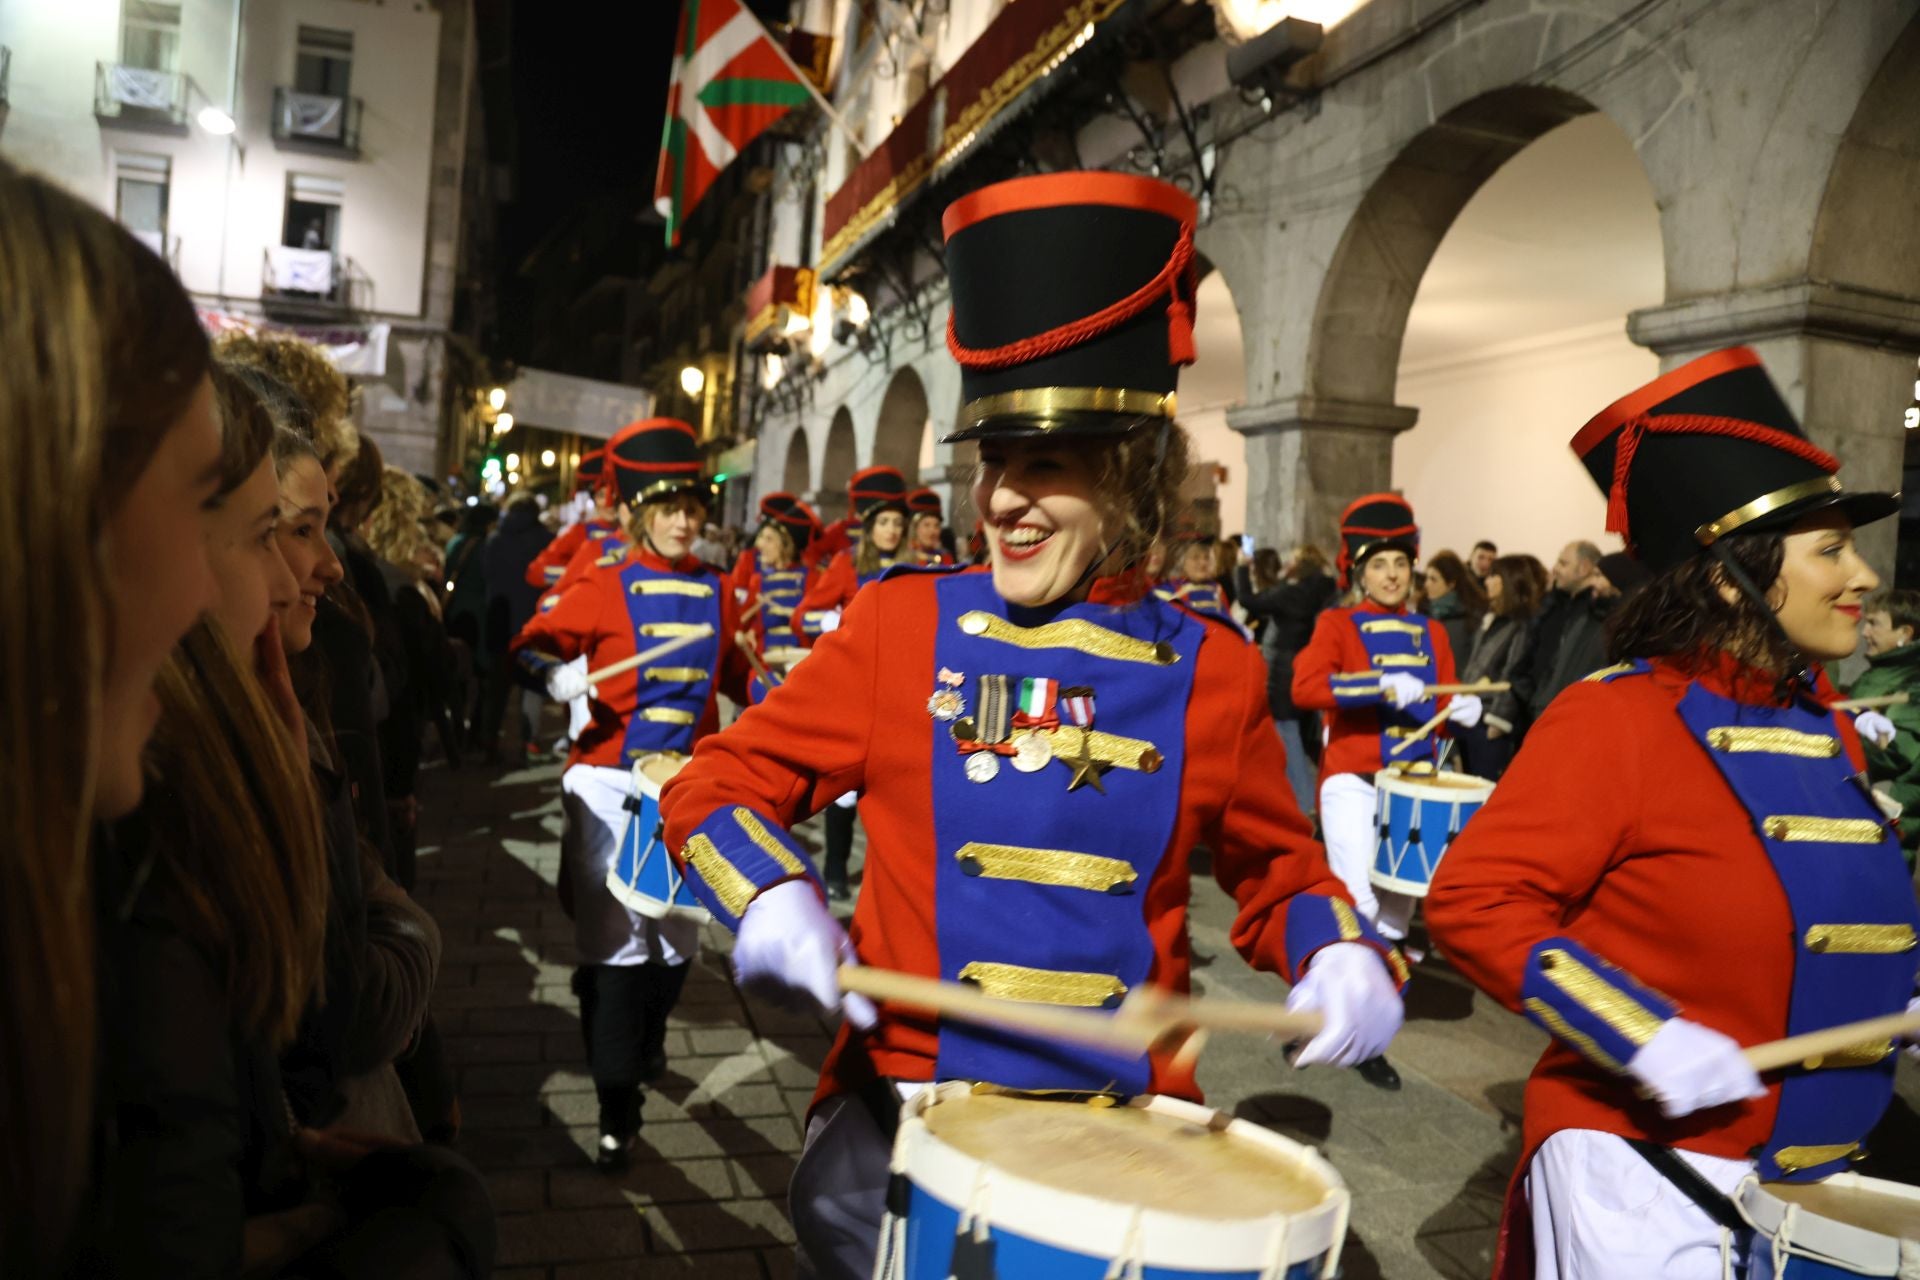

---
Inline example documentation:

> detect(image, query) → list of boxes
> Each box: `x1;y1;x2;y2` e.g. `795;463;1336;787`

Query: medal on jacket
1009;677;1059;772
927;665;968;721
954;674;1015;783
1057;685;1108;792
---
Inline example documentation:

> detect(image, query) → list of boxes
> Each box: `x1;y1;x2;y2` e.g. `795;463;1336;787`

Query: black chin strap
1708;540;1809;698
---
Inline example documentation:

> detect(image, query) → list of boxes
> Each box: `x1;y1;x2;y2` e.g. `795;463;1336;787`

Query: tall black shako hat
906;487;943;520
942;171;1198;441
573;447;610;500
757;491;820;551
1573;346;1899;573
848;465;909;522
607;418;707;508
1337;494;1419;590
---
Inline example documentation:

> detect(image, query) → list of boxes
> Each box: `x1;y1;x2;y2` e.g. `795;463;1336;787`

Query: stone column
1629;281;1920;577
1229;396;1419;555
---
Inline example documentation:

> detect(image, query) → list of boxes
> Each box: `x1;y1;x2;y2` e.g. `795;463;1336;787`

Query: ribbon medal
955;674;1015;783
1009;677;1059;773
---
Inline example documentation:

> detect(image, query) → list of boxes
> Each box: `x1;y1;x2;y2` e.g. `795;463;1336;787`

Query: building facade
0;0;489;476
728;0;1919;574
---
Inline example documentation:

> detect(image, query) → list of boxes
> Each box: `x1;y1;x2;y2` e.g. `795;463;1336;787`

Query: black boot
1356;1055;1402;1091
576;965;652;1169
594;1084;642;1170
823;804;854;901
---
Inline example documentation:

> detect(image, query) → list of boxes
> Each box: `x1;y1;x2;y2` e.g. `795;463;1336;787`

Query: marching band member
1426;347;1919;1280
905;486;952;566
1290;494;1481;1090
660;171;1407;1279
791;467;911;898
1159;533;1230;616
807;464;895;568
729;491;820;651
510;418;749;1170
524;446;616;588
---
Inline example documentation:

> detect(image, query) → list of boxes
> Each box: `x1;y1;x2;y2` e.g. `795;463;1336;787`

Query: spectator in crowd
1236;543;1339;814
1469;539;1497;582
480;493;554;764
1850;588;1920;864
1514;539;1615;730
443;503;498;747
1455;553;1546;779
1422;549;1487;662
0;165;223;1276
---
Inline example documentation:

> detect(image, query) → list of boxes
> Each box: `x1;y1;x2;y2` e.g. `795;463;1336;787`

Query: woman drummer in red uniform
659;171;1409;1280
525;446;618;588
510;418;749;1169
1289;494;1482;1089
729;491;820;655
1425;347;1920;1280
905;486;953;566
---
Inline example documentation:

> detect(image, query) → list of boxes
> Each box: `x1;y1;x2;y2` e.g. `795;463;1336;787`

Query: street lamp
494;411;514;435
680;365;706;397
196;104;237;134
488;387;508;410
506;453;521;470
541;449;557;467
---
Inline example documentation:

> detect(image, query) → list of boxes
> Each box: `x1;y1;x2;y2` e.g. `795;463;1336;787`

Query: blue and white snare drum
1370;766;1495;897
877;1083;1349;1280
1738;1173;1920;1279
605;752;709;922
748;644;811;706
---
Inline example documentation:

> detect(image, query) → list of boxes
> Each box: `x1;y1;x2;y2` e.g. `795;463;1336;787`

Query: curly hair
363;465;438;577
1092;420;1193;572
1606;531;1795;676
212;331;358;468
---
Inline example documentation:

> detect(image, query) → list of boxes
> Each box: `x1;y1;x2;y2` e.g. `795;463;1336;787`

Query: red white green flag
654;0;813;247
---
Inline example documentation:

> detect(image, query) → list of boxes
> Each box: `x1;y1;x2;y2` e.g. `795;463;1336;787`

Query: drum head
632;752;688;796
921;1091;1330;1220
1375;766;1496;803
1764;1177;1920;1241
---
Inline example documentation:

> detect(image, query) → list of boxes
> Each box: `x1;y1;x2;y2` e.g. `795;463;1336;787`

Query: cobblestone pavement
412;744;1920;1280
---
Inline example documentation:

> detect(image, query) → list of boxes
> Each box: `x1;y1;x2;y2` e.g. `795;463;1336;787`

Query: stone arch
872;365;930;477
781;425;811;494
1306;85;1596;410
1181;256;1248;537
820;407;857;502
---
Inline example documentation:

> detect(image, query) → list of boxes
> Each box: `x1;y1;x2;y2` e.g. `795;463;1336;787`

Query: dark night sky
497;1;792;290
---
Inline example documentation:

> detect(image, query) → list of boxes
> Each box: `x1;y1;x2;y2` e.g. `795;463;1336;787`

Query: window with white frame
282;173;344;252
119;2;181;72
294;26;353;97
113;152;171;257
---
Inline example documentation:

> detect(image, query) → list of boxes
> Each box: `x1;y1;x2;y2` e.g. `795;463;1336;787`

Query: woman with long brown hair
0;163;222;1275
1455;552;1547;779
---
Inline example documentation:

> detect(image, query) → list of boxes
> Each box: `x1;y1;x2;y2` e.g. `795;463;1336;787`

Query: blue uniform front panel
929;572;1202;1094
616;561;722;761
1677;686;1920;1182
1352;612;1441;765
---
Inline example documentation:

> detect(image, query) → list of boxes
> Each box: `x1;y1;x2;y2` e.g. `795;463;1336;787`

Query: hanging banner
197;309;391;379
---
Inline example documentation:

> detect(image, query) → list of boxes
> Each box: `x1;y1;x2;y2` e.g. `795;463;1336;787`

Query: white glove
732;880;876;1030
1378;671;1427;709
1625;1018;1766;1118
1903;995;1920;1065
1855;709;1897;749
545;664;590;703
1286;942;1404;1068
1447;694;1484;729
817;608;843;635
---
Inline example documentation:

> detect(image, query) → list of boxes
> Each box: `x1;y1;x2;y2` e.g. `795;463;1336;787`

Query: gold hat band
1694;475;1842;545
959;386;1177;432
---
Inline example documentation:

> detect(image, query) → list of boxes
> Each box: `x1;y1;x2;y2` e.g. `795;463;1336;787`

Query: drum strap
1624;1139;1746;1232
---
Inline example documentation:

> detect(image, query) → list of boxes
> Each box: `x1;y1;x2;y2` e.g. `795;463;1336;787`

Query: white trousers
560;763;700;966
1319;772;1414;941
1527;1129;1750;1280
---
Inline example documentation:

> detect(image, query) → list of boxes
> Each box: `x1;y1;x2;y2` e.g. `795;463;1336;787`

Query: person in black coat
1454;553;1546;779
1235;543;1338;814
478;493;554;763
1512;539;1616;731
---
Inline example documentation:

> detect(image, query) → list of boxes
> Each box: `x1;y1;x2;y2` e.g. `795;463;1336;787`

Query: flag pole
750;13;873;160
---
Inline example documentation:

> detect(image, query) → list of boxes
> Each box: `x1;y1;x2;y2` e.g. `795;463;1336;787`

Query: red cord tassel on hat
1605;412;1838;553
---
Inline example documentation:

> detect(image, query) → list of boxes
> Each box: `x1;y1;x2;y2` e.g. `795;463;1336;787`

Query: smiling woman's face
273;455;344;653
1758;510;1880;662
971;440;1110;607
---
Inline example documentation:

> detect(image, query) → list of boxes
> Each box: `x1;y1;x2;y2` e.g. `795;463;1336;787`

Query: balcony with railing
261;245;365;317
271;86;363;157
94;60;188;132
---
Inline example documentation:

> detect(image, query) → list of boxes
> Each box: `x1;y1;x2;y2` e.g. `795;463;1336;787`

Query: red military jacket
524;517;618;589
1426;653;1920;1277
1291;602;1459;779
660;566;1405;1112
789;550;892;645
726;549;812;653
806;514;858;567
510;545;749;769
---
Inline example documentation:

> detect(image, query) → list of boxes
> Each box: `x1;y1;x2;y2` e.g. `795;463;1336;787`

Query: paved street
412;737;1920;1280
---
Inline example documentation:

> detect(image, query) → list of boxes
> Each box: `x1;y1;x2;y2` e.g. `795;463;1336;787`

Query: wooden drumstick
1743;1008;1920;1073
1428;680;1511;696
1389;706;1453;756
837;966;1160;1056
1832;692;1910;712
583;626;714;686
734;630;782;689
740;597;765;625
